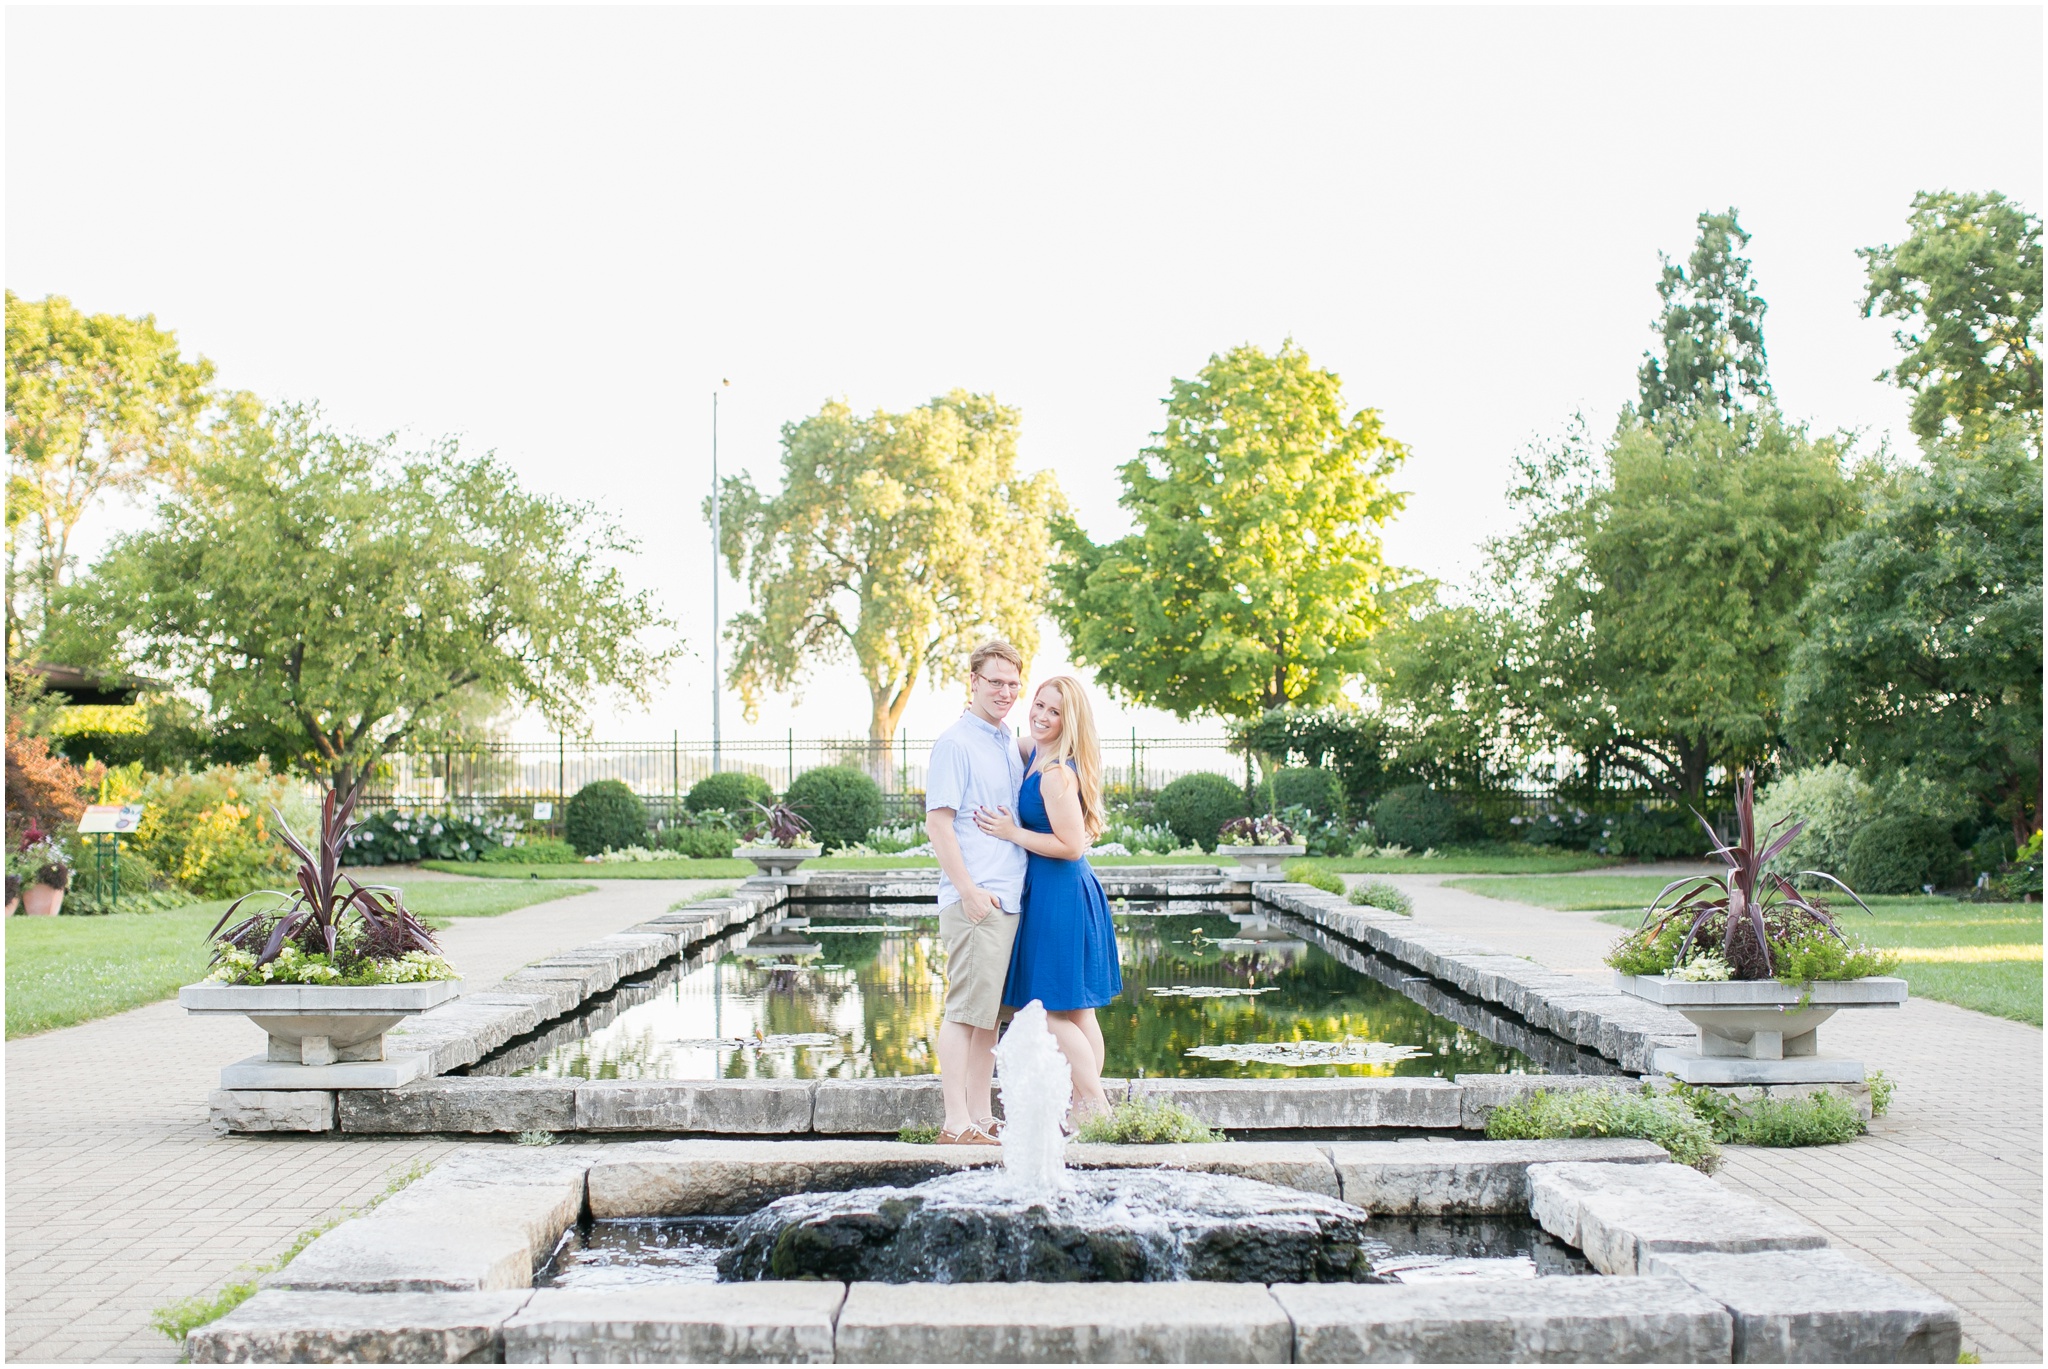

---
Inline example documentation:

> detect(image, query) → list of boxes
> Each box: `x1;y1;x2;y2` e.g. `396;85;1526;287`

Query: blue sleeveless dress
1002;759;1123;1012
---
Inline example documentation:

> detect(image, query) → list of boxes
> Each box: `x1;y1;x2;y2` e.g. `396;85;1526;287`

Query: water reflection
509;904;1533;1082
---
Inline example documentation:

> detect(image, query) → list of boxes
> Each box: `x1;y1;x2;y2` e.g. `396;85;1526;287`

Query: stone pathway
1358;869;2044;1362
2;876;728;1364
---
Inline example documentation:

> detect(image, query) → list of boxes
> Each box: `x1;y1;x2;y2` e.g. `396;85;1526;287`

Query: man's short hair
969;639;1024;677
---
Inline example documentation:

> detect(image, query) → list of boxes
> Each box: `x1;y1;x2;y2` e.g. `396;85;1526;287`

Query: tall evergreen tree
1637;210;1773;423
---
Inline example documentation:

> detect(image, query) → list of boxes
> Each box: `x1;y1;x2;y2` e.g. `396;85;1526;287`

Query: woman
974;674;1123;1124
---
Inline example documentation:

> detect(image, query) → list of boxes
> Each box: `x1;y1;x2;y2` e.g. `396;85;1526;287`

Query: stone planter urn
1220;844;1307;883
736;845;823;886
5;874;20;916
178;979;463;1089
1615;971;1907;1085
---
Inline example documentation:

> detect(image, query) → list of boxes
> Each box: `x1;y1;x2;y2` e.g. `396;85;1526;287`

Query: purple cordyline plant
1220;814;1298;846
746;800;813;849
208;787;441;969
1637;771;1873;980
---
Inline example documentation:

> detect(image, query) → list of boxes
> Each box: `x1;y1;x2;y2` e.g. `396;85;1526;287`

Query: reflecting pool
493;902;1537;1082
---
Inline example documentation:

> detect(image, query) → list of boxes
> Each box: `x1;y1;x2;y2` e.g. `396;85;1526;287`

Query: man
925;638;1029;1144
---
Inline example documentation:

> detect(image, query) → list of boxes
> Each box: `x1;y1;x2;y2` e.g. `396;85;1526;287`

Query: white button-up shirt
926;709;1027;914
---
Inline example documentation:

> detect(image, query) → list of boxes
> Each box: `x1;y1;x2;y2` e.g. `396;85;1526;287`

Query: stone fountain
718;1003;1376;1283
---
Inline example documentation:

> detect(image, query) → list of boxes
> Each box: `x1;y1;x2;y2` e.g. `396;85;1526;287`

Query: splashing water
994;1001;1071;1195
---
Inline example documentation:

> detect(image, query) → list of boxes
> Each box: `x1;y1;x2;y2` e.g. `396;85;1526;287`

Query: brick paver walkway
3;876;727;1363
1362;869;2044;1362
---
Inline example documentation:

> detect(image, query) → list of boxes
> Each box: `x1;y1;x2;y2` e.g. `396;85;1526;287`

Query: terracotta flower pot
21;883;65;916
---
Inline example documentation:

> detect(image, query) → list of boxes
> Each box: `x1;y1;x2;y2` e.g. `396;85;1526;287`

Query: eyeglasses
973;672;1022;695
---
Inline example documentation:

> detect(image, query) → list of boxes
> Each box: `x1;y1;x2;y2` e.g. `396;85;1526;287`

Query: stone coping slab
1642;1249;1964;1363
188;1289;532;1363
1615;973;1908;1008
1530;1162;1828;1276
179;979;466;1014
503;1284;845;1363
1329;1138;1668;1213
834;1281;1292;1363
586;1138;1002;1217
1273;1276;1734;1363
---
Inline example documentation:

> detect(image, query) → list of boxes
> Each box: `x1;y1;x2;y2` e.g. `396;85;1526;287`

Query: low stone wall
187;1141;1963;1363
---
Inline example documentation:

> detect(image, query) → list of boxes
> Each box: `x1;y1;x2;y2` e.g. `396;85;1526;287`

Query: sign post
77;804;145;907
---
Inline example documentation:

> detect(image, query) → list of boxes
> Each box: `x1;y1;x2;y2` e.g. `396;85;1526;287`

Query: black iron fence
360;734;1255;826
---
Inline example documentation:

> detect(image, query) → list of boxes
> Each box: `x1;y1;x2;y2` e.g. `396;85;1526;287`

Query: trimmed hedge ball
564;779;648;857
785;765;885;853
1155;773;1249;852
686;771;775;815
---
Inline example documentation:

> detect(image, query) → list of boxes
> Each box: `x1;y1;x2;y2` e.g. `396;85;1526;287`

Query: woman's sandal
977;1116;1005;1139
935;1124;1000;1146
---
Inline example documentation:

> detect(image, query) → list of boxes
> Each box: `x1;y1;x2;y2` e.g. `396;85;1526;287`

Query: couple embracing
925;639;1123;1146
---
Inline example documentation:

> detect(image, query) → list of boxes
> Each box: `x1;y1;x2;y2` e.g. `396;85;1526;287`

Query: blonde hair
969;639;1024;677
1031;675;1104;841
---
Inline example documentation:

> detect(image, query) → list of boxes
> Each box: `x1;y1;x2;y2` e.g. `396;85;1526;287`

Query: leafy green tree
1049;341;1408;720
66;405;674;800
4;292;229;655
1785;428;2041;841
1480;412;1867;806
1861;191;2042;445
714;391;1058;749
1637;210;1773;423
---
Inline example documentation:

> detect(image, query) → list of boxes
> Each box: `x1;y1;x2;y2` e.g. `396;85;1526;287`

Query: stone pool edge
209;875;1872;1137
187;1140;1962;1363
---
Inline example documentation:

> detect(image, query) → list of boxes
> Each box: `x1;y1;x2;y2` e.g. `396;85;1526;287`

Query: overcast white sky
8;5;2042;745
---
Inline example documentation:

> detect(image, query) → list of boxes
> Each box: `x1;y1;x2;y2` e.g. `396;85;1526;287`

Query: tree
1637;210;1773;424
1048;341;1408;721
4;292;224;656
1860;190;2042;445
1480;411;1868;806
68;405;674;800
1784;427;2042;842
715;391;1059;749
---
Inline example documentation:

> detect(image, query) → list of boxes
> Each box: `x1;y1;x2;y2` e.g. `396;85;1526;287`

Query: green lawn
1447;873;2042;1026
4;880;592;1039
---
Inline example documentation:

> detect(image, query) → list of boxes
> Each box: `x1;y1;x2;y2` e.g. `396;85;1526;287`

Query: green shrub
482;836;578;864
1285;860;1344;895
1269;767;1344;819
342;809;520;864
687;771;775;814
896;1123;940;1144
563;780;648;857
1155;773;1247;852
1844;815;1959;893
1486;1085;1721;1172
124;763;307;898
58;846;183;914
1867;1069;1894;1117
1348;879;1412;915
1074;1096;1224;1144
1754;763;1877;876
786;766;884;852
1369;785;1459;850
1599;804;1704;860
655;825;739;859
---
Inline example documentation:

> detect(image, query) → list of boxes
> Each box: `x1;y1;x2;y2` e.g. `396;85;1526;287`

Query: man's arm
928;810;1001;922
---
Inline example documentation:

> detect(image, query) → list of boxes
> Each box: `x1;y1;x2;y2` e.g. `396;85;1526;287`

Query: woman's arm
973;767;1090;860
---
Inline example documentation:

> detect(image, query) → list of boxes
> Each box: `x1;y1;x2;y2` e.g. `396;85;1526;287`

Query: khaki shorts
938;899;1022;1030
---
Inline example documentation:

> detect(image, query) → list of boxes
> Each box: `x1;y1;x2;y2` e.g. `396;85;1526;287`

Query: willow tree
1048;341;1408;721
714;390;1060;749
